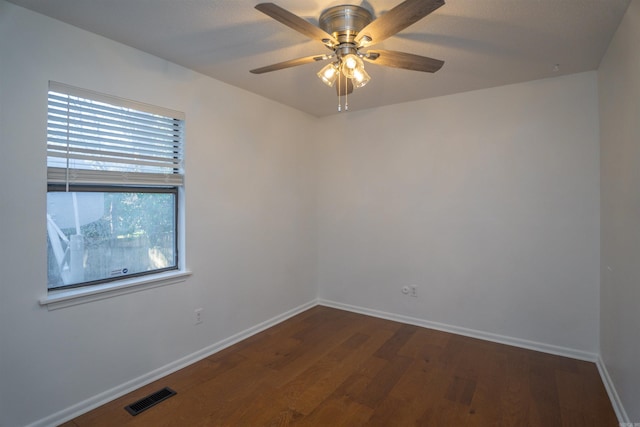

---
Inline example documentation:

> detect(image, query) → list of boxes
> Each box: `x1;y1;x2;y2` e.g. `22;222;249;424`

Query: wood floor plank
282;328;393;415
65;306;619;427
373;323;418;360
528;360;563;426
498;347;532;426
353;355;413;408
295;395;374;427
366;354;446;425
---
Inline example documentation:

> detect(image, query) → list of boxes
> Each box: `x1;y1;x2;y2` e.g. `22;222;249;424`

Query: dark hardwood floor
62;306;618;426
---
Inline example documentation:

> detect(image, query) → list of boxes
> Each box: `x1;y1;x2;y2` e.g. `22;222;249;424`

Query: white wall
316;72;601;354
0;2;317;426
599;0;640;420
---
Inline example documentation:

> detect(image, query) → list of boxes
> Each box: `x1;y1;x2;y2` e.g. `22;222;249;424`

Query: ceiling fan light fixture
317;62;339;87
252;1;446;112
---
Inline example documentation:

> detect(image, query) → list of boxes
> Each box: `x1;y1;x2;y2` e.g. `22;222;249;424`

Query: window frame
47;183;180;291
45;81;187;296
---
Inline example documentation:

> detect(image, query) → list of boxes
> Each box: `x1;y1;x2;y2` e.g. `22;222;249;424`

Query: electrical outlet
410;286;418;297
402;286;410;295
194;308;203;325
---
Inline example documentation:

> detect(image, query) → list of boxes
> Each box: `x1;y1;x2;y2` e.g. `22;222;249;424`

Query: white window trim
45;81;187;294
39;270;192;311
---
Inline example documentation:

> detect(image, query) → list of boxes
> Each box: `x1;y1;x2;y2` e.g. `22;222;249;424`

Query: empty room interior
1;0;639;425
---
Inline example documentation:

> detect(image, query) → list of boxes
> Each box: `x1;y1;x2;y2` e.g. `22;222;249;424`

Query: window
46;82;185;290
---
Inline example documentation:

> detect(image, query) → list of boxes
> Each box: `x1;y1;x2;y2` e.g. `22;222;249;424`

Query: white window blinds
47;82;185;186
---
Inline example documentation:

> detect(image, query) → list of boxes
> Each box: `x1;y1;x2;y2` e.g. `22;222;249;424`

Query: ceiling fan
250;0;445;111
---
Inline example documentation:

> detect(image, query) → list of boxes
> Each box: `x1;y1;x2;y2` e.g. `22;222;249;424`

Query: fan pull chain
345;77;349;111
337;69;342;112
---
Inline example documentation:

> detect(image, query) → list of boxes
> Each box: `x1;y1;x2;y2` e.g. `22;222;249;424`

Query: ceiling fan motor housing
319;5;373;45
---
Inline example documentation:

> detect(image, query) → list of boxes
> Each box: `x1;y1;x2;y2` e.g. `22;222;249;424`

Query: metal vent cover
124;387;177;416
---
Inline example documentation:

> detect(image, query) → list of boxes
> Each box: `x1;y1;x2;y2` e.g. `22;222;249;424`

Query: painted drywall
0;2;317;426
599;0;640;420
316;72;601;354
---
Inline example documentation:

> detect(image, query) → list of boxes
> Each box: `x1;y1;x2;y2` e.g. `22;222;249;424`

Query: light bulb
317;63;338;87
344;55;358;70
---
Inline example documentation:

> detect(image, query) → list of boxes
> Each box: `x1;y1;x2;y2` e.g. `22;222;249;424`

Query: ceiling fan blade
256;3;338;46
355;0;444;47
363;50;444;72
250;54;331;74
336;78;354;96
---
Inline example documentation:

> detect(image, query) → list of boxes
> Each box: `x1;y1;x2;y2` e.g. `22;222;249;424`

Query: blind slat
48;106;181;134
47;167;184;186
47;128;182;152
48;113;183;143
47;148;181;169
48;93;182;124
48;99;180;132
47;142;181;164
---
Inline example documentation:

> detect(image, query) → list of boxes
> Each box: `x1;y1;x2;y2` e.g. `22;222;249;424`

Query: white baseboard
318;299;599;362
28;299;317;427
596;356;629;423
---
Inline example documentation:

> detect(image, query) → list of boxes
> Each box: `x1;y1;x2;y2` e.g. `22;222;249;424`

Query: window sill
39;270;192;311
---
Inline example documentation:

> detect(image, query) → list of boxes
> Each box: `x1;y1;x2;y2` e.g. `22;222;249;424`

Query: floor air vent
124;387;177;416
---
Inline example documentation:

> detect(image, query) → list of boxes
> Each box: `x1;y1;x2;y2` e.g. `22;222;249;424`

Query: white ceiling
8;0;630;117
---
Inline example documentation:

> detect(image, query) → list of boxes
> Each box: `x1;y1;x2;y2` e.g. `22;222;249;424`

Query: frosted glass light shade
352;67;371;88
317;63;338;87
